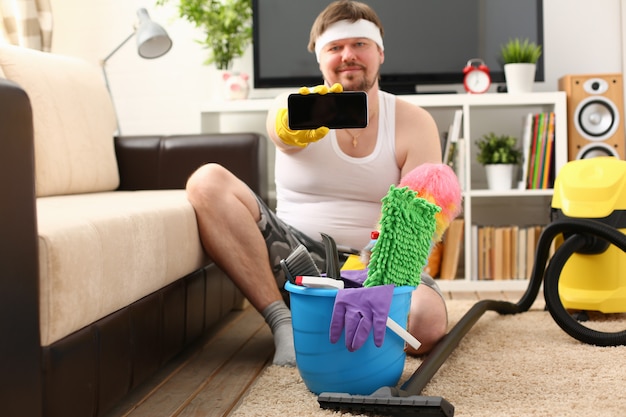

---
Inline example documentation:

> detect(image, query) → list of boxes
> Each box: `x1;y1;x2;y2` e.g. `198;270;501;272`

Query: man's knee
407;318;446;355
406;285;448;355
187;163;225;190
186;163;232;203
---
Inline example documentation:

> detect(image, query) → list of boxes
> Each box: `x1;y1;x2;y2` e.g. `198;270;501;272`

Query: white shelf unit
200;91;568;291
401;92;567;291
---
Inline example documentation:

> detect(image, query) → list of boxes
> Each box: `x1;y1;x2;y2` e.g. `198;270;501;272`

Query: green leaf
156;0;252;69
500;37;542;64
475;132;522;165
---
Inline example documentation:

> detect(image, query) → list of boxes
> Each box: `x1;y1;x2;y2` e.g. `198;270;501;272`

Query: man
186;0;447;367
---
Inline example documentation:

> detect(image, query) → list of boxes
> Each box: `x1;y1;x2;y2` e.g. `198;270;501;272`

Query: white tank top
275;91;400;250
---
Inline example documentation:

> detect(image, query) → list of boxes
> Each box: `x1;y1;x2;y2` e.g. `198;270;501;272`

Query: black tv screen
252;0;544;94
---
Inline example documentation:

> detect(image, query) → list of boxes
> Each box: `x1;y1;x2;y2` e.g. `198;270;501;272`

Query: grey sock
262;300;296;367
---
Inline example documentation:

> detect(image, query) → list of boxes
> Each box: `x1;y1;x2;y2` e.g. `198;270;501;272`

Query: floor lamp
101;8;172;135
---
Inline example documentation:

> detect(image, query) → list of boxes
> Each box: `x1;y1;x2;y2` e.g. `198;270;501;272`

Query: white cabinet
200;91;568;291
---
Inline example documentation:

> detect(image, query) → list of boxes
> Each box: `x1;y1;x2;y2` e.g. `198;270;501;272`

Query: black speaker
559;74;625;160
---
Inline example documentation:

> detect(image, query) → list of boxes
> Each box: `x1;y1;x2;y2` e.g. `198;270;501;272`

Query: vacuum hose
401;217;626;396
500;217;626;345
541;218;626;346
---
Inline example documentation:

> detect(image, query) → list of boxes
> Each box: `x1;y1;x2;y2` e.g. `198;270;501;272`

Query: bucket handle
387;317;421;350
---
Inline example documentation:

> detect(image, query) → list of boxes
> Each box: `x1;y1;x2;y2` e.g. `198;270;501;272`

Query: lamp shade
101;7;172;136
135;8;172;59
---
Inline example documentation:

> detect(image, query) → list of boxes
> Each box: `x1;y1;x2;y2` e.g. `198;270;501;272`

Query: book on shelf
525;113;540;189
440;218;464;280
478;226;486;280
471;224;479;280
452;138;466;190
473;224;546;280
510;225;519;280
494;227;505;279
444;138;466;190
443;109;463;165
517;226;527;280
518;113;534;189
540;112;555;189
521;111;556;190
475;225;492;280
525;226;536;279
440;131;449;164
531;112;546;189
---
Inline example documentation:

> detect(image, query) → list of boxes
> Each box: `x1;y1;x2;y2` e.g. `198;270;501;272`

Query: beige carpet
233;299;626;417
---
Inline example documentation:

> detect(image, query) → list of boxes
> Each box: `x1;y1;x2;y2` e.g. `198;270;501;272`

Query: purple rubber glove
329;284;394;352
340;269;368;287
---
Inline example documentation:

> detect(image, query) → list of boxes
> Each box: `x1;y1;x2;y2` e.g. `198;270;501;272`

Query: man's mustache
336;63;366;72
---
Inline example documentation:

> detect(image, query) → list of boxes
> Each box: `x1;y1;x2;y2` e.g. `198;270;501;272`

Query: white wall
50;0;623;136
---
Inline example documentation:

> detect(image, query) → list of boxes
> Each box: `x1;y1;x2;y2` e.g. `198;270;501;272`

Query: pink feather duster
399;163;463;242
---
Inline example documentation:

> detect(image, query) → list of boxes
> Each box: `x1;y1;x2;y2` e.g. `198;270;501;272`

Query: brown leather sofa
0;46;267;417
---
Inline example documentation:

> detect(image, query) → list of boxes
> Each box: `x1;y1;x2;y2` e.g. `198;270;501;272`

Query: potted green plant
156;0;253;70
476;132;522;190
500;38;542;94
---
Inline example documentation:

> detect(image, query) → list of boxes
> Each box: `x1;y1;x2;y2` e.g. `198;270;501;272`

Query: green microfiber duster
364;185;440;287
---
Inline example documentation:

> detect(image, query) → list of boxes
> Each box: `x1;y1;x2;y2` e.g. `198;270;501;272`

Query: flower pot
485;164;515;190
222;71;250;100
504;63;536;94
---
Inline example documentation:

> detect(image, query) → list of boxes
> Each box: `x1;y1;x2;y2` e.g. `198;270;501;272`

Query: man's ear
379;49;385;65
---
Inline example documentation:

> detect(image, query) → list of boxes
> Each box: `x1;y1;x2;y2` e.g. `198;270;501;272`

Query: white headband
314;19;384;62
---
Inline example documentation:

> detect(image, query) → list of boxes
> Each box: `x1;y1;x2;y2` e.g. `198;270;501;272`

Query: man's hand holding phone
275;83;345;148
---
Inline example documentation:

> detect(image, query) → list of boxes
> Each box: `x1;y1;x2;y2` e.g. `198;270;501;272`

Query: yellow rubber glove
275;83;343;148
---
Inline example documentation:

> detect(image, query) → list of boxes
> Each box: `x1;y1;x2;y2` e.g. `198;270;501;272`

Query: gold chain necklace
345;110;377;148
346;129;364;148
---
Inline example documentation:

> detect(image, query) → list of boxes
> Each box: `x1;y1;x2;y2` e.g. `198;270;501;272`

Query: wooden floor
103;290;538;417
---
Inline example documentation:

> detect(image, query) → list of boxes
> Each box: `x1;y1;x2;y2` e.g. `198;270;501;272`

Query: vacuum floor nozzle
318;388;454;417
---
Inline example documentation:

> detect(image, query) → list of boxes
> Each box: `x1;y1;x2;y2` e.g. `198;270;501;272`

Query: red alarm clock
463;58;491;94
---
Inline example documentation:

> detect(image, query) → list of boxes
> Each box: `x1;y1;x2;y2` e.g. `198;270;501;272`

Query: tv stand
382;84;459;95
415;90;459;95
381;84;418;95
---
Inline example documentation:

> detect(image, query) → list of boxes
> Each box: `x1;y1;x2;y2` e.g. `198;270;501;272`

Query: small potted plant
500;38;542;93
476;132;522;190
156;0;252;71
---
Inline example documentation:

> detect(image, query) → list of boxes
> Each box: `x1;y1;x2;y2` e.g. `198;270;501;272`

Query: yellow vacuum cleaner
552;156;626;313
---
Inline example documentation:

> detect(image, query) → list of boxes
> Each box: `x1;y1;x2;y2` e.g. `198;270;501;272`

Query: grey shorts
254;195;444;303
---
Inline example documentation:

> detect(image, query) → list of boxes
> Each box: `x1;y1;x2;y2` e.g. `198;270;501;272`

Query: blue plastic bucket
285;281;414;395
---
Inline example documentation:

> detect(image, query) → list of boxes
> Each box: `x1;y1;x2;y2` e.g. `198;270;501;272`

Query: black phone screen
287;92;368;130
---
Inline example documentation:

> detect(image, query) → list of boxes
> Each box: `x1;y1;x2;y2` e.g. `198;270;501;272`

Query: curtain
0;0;52;51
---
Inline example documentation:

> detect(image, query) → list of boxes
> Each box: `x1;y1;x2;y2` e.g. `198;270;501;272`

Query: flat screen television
252;0;544;94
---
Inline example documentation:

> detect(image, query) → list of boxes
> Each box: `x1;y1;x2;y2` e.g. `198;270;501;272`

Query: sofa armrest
0;79;43;415
114;133;268;202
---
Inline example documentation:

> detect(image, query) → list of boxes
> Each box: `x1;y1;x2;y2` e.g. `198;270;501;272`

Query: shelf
200;92;565;113
468;188;554;198
398;91;566;108
436;279;533;293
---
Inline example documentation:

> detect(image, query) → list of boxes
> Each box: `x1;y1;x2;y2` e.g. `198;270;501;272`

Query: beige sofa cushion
37;190;206;346
0;45;119;196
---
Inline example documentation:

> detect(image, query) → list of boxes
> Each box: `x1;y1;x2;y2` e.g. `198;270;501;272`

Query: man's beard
330;65;379;91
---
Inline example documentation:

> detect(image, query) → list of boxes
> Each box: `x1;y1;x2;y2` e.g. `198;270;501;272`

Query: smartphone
288;91;368;130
